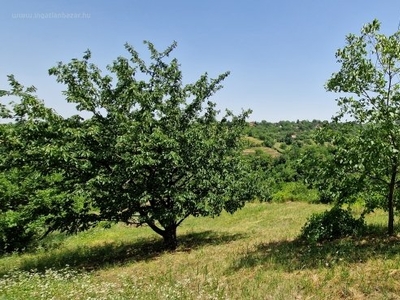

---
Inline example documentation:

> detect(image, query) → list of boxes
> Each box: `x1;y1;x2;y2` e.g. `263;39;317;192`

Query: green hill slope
1;202;398;299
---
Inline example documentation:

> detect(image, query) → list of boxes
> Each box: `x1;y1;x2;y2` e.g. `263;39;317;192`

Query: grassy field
1;202;400;299
242;146;280;157
243;136;280;157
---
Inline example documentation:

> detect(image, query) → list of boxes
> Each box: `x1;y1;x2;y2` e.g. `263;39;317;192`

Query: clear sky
1;1;400;122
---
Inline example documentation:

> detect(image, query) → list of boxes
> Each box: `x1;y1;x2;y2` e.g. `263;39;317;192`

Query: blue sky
1;1;400;122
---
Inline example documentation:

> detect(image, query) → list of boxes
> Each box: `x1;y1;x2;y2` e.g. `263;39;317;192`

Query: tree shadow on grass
1;230;245;276
230;224;400;272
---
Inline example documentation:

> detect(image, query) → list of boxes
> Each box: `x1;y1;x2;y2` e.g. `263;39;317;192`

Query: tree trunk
161;225;178;250
388;164;397;236
146;221;178;250
388;191;394;236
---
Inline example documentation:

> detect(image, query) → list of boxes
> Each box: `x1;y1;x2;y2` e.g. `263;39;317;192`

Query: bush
262;136;274;148
271;182;319;203
299;206;366;243
0;211;35;254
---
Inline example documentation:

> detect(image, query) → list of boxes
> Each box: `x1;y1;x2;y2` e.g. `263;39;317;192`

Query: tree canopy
311;19;400;235
0;41;260;251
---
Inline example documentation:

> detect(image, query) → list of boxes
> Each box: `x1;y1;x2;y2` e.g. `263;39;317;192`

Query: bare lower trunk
146;221;178;250
161;226;178;250
388;193;394;235
388;164;396;236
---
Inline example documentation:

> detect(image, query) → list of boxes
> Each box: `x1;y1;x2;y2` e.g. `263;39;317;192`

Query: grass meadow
1;202;400;299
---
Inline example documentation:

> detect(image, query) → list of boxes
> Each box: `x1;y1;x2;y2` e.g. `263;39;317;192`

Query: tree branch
146;220;165;236
367;174;389;185
176;212;191;227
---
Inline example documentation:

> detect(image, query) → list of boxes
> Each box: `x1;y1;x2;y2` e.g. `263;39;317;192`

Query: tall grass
1;202;399;299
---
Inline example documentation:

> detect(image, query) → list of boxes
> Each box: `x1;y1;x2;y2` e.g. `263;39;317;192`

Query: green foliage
271;182;319;203
0;167;50;253
300;207;366;243
0;211;33;253
241;143;321;204
0;41;259;251
0;165;96;254
298;142;336;203
269;144;302;183
261;136;274;148
244;120;324;148
241;150;273;201
313;19;400;235
243;149;273;173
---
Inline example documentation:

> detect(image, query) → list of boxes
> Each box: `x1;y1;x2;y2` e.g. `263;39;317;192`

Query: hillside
243;136;280;157
1;202;399;299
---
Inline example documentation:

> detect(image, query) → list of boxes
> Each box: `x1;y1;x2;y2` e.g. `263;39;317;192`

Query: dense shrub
0;211;35;254
262;137;274;148
299;206;366;243
271;182;319;203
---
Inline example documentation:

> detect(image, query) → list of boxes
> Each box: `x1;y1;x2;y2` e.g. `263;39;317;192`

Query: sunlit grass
242;136;280;157
243;146;280;157
1;202;400;299
243;136;264;146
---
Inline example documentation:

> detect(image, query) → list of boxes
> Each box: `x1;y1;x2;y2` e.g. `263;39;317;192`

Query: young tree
321;19;400;234
1;41;259;251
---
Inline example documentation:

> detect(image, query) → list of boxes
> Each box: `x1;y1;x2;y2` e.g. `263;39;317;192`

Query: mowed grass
1;202;400;299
